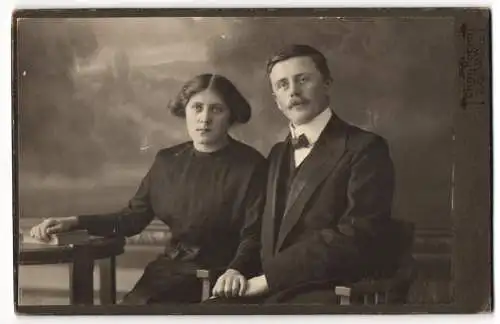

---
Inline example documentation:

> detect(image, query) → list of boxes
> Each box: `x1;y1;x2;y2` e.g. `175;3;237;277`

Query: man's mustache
288;98;309;108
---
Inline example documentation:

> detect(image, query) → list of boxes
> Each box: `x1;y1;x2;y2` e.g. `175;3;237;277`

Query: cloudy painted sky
74;17;236;72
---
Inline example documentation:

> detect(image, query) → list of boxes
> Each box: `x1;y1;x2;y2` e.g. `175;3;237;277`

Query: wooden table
19;236;125;305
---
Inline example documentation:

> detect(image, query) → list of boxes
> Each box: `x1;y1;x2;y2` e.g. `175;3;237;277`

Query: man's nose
289;80;302;97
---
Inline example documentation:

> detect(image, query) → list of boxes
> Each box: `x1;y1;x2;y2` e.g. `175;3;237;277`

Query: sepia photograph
12;8;492;315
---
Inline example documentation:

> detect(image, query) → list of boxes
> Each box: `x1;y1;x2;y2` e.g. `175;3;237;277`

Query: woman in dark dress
29;74;266;304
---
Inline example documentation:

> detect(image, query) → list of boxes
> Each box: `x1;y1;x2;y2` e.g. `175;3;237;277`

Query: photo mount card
11;7;492;315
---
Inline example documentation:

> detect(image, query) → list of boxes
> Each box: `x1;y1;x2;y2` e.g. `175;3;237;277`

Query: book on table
20;230;91;246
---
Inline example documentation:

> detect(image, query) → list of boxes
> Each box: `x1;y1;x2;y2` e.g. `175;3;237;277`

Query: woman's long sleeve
77;157;157;237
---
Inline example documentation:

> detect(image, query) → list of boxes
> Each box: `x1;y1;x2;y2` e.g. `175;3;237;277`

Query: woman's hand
212;269;248;298
29;216;79;242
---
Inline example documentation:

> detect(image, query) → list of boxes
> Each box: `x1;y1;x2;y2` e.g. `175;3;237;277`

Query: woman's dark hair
168;74;251;124
266;44;332;81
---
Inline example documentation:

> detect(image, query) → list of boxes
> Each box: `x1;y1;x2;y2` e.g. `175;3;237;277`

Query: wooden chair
330;220;416;305
196;220;416;305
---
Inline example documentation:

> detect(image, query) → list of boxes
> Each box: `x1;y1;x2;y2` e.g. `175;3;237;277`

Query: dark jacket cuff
261;258;288;292
76;214;118;236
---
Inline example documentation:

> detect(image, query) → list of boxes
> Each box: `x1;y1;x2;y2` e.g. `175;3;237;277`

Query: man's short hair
266;44;332;81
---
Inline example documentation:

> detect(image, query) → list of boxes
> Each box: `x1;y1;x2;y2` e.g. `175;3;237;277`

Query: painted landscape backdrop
18;17;455;228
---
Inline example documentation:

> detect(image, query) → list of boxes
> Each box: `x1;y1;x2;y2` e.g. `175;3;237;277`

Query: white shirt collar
290;107;333;144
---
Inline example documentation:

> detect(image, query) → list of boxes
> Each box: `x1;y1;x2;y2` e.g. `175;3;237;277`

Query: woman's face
185;89;231;149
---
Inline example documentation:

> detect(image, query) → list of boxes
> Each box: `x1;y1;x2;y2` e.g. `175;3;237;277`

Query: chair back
335;219;416;305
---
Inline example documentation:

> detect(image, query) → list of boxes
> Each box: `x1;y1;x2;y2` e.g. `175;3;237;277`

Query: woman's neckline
191;137;235;158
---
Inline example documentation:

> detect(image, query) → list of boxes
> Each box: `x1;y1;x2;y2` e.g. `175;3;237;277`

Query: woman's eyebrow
294;72;309;78
274;77;287;85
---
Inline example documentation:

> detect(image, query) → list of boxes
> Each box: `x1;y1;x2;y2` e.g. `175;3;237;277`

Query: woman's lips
196;128;211;133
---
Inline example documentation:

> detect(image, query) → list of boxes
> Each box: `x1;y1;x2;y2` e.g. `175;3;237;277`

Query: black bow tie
291;134;311;149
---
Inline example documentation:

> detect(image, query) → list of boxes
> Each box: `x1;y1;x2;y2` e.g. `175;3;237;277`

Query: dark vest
274;142;304;244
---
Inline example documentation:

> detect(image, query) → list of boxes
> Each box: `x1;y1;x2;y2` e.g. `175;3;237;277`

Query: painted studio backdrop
17;17;455;304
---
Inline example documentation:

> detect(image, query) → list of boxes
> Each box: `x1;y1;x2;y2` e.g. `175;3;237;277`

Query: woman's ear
322;77;333;94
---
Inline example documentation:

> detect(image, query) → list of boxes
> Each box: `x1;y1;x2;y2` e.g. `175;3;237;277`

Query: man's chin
287;107;327;125
289;114;313;126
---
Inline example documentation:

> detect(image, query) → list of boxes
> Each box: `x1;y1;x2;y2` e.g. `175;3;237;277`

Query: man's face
269;56;331;126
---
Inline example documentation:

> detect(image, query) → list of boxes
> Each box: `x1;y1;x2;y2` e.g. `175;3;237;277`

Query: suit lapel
275;117;348;253
261;141;288;261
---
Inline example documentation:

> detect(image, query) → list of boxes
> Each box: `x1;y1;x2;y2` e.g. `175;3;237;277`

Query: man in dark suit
210;44;406;304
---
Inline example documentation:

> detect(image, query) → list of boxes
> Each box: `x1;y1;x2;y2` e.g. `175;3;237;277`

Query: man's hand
29;216;79;242
212;269;247;298
242;275;269;297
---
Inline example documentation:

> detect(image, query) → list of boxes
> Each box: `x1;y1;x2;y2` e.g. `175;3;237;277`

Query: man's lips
289;100;308;108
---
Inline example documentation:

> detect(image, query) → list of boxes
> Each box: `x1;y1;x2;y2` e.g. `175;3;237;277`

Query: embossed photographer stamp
458;22;489;110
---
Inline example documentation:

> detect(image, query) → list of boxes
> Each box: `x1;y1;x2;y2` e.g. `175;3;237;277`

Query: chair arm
195;268;226;302
335;265;417;305
337;277;403;295
334;286;352;305
196;270;211;301
196;269;211;279
335;276;411;305
335;280;394;305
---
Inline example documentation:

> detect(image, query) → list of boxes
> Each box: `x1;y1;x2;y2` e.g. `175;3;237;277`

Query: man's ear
268;81;282;108
323;77;333;89
270;90;276;102
271;91;281;108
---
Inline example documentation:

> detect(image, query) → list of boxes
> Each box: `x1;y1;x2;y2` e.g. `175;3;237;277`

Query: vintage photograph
12;9;491;314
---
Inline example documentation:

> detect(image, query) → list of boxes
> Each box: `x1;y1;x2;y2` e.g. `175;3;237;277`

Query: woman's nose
198;108;212;124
